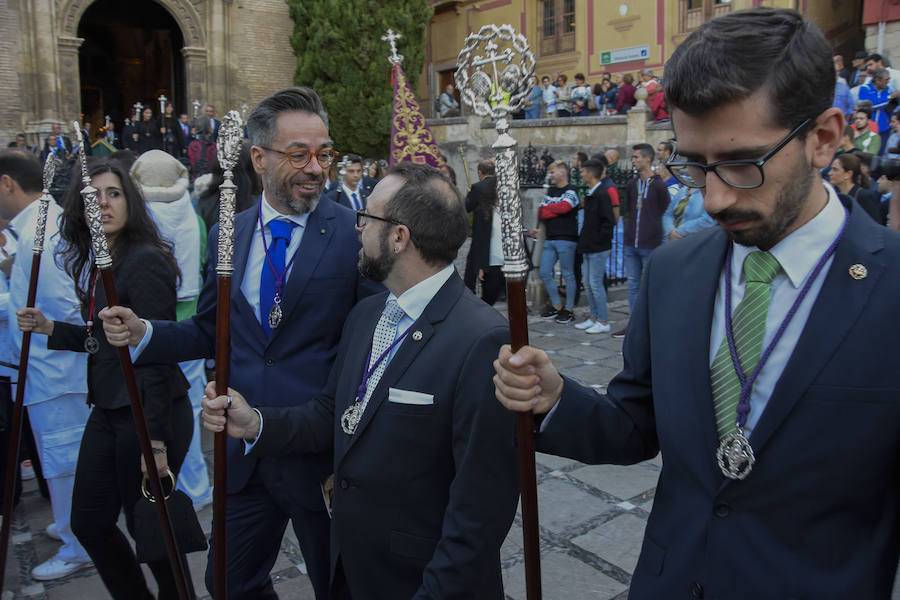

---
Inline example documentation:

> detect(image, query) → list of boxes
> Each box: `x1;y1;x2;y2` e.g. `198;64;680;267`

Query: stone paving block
536;452;581;472
536;477;615;534
530;332;579;351
570;461;660;502
572;513;648;573
501;523;524;561
272;570;315;599
45;574;103;599
503;549;628;600
557;343;619;362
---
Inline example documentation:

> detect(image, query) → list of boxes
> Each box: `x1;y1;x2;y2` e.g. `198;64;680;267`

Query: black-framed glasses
665;119;812;189
258;146;338;169
356;210;404;229
356;210;419;244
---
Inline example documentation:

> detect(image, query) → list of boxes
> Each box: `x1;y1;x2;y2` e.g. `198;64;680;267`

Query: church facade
0;0;298;145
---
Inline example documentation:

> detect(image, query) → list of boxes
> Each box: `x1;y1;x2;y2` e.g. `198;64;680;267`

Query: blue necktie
260;219;297;336
352;192;360;211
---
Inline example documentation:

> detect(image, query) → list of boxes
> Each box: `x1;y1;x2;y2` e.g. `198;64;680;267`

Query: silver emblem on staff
717;429;756;480
74;122;112;270
216;111;244;278
455;24;535;281
32;155;57;256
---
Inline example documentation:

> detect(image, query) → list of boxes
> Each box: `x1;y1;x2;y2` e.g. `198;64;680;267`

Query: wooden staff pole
73;124;191;600
211;111;243;600
455;24;541;599
0;156;56;591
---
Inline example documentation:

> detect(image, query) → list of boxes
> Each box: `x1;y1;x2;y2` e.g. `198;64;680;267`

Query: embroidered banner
390;64;448;174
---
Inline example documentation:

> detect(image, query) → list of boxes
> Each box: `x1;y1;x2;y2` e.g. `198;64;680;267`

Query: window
539;0;576;56
680;0;732;33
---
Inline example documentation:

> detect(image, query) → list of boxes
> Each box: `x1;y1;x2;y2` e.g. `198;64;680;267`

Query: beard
266;169;322;215
709;162;814;251
357;228;394;283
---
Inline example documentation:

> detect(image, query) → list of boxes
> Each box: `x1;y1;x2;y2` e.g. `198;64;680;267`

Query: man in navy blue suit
495;8;900;599
101;87;381;599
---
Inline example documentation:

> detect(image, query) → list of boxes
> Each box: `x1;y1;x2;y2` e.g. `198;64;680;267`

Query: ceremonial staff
212;110;243;600
458;145;472;189
159;94;168;154
73;123;192;600
456;25;541;599
0;155;55;590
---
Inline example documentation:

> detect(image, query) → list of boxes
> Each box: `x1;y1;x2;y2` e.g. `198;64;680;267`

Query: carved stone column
182;46;208;109
57;36;85;128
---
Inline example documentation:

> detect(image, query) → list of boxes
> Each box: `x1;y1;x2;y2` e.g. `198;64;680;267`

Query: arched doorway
77;0;185;133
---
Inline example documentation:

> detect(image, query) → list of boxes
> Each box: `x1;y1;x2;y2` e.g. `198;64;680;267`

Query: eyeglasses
356;210;419;244
355;210;404;229
258;146;338;169
665;119;812;190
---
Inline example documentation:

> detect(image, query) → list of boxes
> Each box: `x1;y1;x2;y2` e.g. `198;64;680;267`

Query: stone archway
55;0;208;127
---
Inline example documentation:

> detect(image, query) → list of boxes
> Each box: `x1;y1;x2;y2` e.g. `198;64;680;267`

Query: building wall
231;0;296;111
0;0;26;142
427;0;864;112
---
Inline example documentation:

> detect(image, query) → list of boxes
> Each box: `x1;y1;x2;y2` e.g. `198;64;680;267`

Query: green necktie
710;251;781;439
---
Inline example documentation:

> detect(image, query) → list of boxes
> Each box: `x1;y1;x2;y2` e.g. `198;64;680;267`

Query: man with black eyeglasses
493;7;900;599
100;87;382;599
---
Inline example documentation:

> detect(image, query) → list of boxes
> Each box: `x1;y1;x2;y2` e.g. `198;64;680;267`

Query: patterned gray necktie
358;299;406;415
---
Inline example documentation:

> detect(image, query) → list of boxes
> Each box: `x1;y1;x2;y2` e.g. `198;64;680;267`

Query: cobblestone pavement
3;288;899;599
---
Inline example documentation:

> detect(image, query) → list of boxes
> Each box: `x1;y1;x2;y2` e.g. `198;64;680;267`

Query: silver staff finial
382;29;404;65
73;121;112;269
215;110;244;278
455;25;535;280
158;94;167;116
455;24;535;120
192;99;201;119
32;155;58;255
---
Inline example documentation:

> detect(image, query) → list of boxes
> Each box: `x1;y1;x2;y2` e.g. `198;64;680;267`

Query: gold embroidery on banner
391;67;448;172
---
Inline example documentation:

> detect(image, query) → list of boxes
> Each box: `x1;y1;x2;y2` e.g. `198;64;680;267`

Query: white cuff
242;408;264;455
129;319;153;361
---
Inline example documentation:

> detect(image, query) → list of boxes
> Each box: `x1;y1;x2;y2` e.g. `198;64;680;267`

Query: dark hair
623;73;634;84
581;159;607;180
195;115;212;137
867;53;884;64
476;160;495;177
855;107;872;119
632;143;655;160
575;73;585;81
0;149;43;195
589;153;609;166
344;154;362;165
58;157;180;303
664;8;833;134
575;151;588;164
593;83;604;96
108;149;137;171
843;125;855;138
247;87;329;148
383;162;467;266
835;153;870;189
658;140;675;155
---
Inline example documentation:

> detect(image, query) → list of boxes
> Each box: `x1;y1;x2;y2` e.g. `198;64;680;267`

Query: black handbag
133;471;208;563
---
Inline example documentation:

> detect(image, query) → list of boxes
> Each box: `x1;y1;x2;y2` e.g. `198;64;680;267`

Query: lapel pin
848;264;867;280
412;330;423;341
320;228;326;234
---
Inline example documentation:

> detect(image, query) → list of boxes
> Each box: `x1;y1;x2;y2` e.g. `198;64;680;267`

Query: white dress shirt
8;199;88;404
342;183;362;211
708;182;846;436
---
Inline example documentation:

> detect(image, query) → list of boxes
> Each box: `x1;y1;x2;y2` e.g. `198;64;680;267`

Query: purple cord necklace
717;207;848;480
340;322;414;435
258;200;301;329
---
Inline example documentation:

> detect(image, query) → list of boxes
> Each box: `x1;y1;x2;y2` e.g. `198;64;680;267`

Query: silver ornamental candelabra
455;24;535;281
215;110;243;276
455;24;542;600
32;156;57;255
74;123;112;269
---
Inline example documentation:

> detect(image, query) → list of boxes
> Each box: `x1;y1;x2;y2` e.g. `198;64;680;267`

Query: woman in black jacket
829;152;885;224
463;161;504;305
17;157;195;599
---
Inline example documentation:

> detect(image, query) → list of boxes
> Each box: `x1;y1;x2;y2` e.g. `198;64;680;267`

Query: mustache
290;175;323;185
708;207;762;226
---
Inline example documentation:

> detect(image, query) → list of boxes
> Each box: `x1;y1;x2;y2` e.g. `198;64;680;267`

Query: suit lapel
268;202;335;346
746;208;885;457
340;274;462;459
228;208;268;346
678;230;729;461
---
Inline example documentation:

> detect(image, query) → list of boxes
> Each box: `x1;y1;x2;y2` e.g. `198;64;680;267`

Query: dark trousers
204;459;331;599
480;265;505;306
71;398;194;600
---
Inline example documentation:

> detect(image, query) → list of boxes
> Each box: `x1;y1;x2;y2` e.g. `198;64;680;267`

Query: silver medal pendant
341;401;362;435
717;429;755;480
84;334;100;355
268;295;283;329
